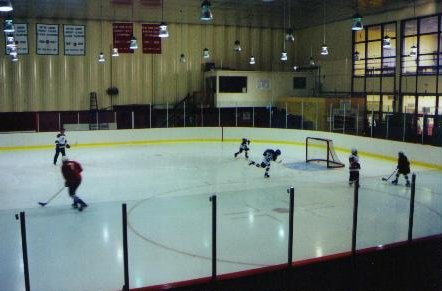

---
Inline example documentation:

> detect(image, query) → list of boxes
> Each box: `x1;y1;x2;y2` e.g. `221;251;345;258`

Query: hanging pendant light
98;52;105;63
320;0;328;56
280;0;287;62
3;17;14;33
352;13;363;31
159;22;169;38
409;45;417;58
158;1;169;38
112;48;119;57
280;51;288;61
6;34;15;48
285;28;295;42
11;54;18;62
180;53;186;63
9;46;17;57
320;44;329;55
249;56;255;65
293;65;299;71
233;40;241;52
200;0;213;21
130;35;138;50
383;35;391;48
203;48;210;59
0;0;13;12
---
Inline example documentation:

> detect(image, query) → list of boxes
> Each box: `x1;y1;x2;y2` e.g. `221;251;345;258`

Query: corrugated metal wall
0;19;294;112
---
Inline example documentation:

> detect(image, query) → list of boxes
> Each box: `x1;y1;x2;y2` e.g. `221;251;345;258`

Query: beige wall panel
260;28;273;71
381;77;395;92
212;25;225;68
417;76;436;93
365;78;381;93
401;76;417;93
438;78;442;94
353;78;365;92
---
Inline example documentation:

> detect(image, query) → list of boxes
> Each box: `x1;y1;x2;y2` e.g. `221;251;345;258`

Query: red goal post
305;137;345;168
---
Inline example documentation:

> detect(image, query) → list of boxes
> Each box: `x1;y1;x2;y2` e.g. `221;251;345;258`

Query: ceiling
7;0;435;29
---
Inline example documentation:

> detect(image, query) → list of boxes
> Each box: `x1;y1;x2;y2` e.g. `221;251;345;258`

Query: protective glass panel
403;19;417;36
367;95;381;111
355;29;365;42
420;16;438;34
417;96;436;114
382;95;394;112
384;22;396;38
419;34;438;54
368;25;382;40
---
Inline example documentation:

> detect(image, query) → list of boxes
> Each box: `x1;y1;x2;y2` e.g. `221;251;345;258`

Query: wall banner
142;24;161;54
64;25;85;55
36;24;59;55
113;23;133;54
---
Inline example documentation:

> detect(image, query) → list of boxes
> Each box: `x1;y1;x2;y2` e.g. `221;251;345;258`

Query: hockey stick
381;169;397;181
38;186;65;207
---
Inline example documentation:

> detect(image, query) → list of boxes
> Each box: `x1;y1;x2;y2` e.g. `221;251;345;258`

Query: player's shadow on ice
283;162;329;172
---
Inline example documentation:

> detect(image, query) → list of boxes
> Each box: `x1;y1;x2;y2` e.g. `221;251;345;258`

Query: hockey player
53;128;70;165
348;148;360;186
61;156;88;211
249;149;281;178
234;138;250;159
392;151;411;187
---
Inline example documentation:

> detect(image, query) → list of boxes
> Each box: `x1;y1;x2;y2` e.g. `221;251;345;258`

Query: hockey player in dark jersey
234;138;250;159
392;151;411;187
348;148;360;186
53;128;70;165
249;149;281;178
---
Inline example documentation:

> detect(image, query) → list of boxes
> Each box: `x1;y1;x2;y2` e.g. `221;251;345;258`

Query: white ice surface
1;142;441;291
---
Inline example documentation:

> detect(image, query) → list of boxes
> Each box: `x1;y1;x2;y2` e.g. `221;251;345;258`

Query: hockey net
306;137;345;168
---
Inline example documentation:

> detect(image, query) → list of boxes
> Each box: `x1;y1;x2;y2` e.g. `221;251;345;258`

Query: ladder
89;92;98;130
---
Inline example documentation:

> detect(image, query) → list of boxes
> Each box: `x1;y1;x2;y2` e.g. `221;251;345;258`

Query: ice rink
1;141;441;291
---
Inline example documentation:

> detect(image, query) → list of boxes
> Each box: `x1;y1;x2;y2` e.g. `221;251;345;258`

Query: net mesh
306;137;345;168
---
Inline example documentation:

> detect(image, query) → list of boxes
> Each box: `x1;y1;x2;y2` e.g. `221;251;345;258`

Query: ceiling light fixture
3;16;14;33
409;0;417;58
281;0;287;62
352;13;363;31
203;47;210;59
158;0;169;38
200;0;213;21
129;0;137;50
0;0;13;12
320;0;328;55
98;0;105;63
233;40;241;52
285;0;294;42
180;53;186;63
6;34;15;48
249;56;255;65
309;47;315;66
112;48;119;57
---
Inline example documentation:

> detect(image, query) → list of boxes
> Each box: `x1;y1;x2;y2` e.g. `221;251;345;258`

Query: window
293;77;306;89
219;76;247;93
353;22;396;77
402;95;416;113
367;95;381;111
402;15;440;75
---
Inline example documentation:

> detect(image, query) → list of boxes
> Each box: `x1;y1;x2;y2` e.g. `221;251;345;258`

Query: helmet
275;149;281;155
242;138;247;142
62;156;69;162
398;151;404;156
351;148;358;155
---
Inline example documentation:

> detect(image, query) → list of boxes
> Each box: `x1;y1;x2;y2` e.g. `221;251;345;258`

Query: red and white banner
113;22;134;54
142;24;161;54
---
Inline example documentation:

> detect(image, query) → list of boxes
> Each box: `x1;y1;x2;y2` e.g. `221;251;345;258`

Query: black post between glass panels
122;204;130;291
287;187;295;267
408;173;416;243
351;180;359;256
16;212;30;291
210;195;217;280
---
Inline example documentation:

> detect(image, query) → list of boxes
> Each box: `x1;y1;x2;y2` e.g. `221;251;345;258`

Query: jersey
62;161;83;185
262;149;279;165
55;133;68;149
349;154;360;172
239;139;250;151
397;154;410;174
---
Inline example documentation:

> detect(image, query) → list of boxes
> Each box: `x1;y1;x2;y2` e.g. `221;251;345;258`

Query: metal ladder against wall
89;92;98;130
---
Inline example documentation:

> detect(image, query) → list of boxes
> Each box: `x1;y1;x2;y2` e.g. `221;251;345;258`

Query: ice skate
249;161;255;166
78;203;88;212
264;173;270;178
234;153;238;158
406;181;411;187
391;179;398;185
71;203;78;209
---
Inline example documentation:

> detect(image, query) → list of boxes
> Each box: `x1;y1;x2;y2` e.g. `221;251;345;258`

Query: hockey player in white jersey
249;149;281;178
53;128;70;165
234;138;250;159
